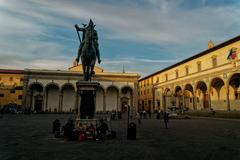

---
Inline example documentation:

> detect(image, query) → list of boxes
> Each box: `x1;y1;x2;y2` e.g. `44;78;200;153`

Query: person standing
163;112;169;129
136;112;141;125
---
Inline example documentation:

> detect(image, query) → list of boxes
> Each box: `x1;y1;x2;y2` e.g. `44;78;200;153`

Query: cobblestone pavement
0;114;239;160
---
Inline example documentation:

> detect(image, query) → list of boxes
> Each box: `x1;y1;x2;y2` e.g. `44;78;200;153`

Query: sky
0;0;240;77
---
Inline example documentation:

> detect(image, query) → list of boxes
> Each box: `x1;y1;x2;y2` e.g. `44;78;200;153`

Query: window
175;70;179;78
185;66;189;75
0;94;4;97
9;77;13;81
212;56;217;67
165;74;168;81
18;95;22;100
10;89;15;93
197;61;201;72
156;77;159;83
0;76;1;81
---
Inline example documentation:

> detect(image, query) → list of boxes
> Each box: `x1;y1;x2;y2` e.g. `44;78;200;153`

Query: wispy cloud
0;0;240;77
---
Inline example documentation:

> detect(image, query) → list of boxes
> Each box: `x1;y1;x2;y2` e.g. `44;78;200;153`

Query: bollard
52;119;61;133
127;122;136;140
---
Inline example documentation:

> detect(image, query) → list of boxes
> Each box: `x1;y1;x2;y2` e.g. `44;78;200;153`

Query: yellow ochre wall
0;70;24;108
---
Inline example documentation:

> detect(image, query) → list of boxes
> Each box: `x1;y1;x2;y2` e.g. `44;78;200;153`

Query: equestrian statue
74;19;101;81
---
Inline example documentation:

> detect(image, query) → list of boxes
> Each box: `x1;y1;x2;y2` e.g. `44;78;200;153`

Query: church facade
23;65;140;113
139;35;240;112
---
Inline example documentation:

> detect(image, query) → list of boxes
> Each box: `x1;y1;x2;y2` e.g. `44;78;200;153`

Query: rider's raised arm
75;24;85;31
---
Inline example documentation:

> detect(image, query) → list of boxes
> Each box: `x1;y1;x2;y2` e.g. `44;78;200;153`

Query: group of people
53;118;115;141
135;110;170;129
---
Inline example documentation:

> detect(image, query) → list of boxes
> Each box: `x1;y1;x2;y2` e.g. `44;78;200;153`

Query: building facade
24;65;140;113
139;35;240;112
0;69;24;107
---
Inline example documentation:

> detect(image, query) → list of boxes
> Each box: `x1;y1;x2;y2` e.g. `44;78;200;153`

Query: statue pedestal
76;81;100;119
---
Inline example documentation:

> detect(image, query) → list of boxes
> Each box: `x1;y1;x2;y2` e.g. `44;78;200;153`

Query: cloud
0;0;240;76
23;0;240;45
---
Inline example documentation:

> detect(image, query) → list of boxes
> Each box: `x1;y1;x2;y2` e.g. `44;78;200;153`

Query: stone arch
28;82;44;112
61;83;75;113
210;77;225;110
121;86;134;112
228;73;240;110
163;87;172;110
106;85;119;91
45;83;60;112
174;86;182;108
45;82;60;91
96;85;105;112
29;82;44;92
164;88;172;96
61;83;76;92
227;72;240;84
196;81;209;109
184;84;194;110
106;85;119;112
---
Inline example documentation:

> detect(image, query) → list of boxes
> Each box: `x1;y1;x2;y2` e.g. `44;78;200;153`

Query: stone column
43;90;47;111
208;90;211;109
181;95;185;114
74;92;79;113
58;94;63;112
117;92;120;112
226;85;230;111
162;95;166;111
103;91;106;112
192;94;197;110
30;92;33;111
44;91;48;112
133;82;138;113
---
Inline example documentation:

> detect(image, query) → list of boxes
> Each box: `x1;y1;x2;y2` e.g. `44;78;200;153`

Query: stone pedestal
76;81;100;119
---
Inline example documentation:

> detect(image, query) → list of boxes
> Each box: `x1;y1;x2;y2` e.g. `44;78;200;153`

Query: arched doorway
34;95;43;113
229;73;240;110
61;83;75;113
45;83;60;112
184;84;194;110
196;81;208;109
28;83;44;113
96;86;104;112
120;97;129;112
163;88;172;110
174;86;182;108
106;86;118;112
210;78;225;110
121;86;133;112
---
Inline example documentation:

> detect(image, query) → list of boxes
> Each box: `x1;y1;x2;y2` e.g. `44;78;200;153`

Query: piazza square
1;1;240;160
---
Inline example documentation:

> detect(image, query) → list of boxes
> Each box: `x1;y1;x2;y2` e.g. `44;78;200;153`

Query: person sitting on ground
97;119;108;139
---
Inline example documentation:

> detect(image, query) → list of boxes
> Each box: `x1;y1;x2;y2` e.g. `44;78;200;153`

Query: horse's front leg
90;58;96;75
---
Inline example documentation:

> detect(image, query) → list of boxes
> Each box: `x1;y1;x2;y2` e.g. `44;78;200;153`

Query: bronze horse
75;20;100;81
